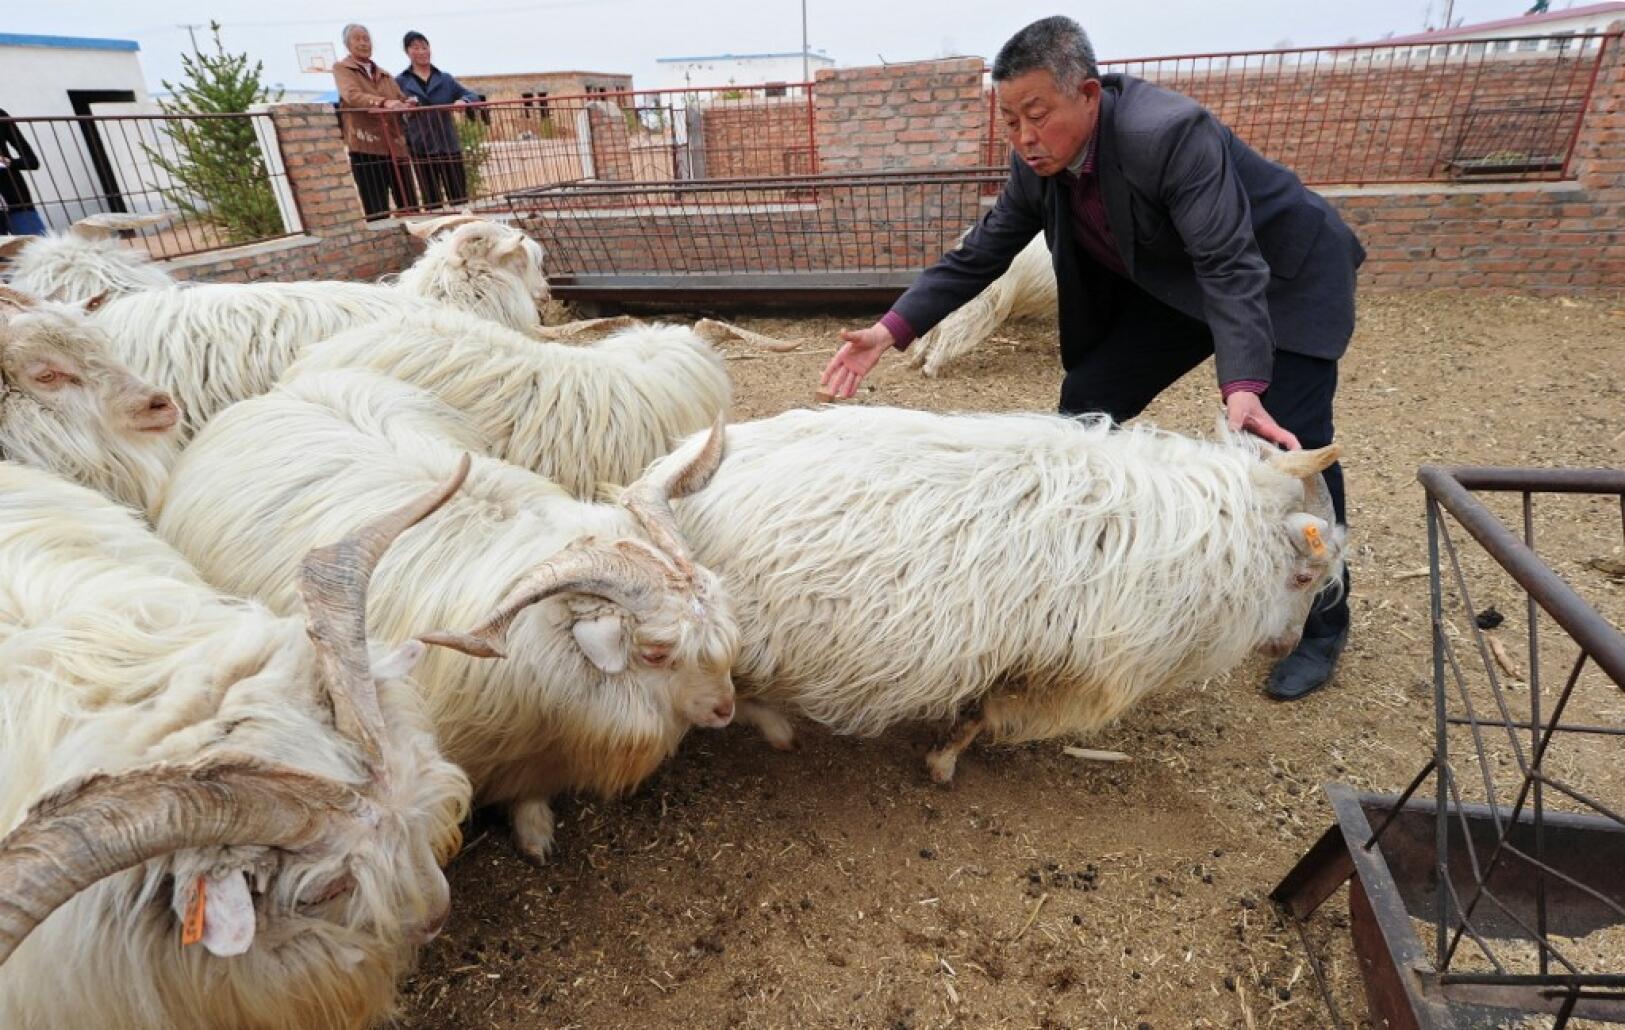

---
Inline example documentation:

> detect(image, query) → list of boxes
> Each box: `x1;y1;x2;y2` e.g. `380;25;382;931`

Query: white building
654;50;835;92
1376;1;1625;53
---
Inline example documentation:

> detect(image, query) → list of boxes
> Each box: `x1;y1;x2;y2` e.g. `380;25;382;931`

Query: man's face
346;28;373;62
407;40;432;65
997;68;1100;177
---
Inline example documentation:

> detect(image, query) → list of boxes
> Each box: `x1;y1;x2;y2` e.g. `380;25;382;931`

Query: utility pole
801;0;809;82
178;22;204;53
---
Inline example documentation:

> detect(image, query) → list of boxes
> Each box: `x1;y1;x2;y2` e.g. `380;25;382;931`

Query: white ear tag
200;870;257;957
571;615;626;674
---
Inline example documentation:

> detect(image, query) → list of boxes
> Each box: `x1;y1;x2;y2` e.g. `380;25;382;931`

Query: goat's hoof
510;800;556;866
925;749;959;786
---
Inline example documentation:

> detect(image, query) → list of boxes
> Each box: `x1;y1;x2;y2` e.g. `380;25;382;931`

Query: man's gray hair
992;16;1099;90
341;23;370;46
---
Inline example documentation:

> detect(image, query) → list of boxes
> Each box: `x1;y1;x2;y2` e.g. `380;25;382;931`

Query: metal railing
0;110;298;259
504;167;1006;300
355;82;820;219
1095;32;1618;185
1276;466;1625;1029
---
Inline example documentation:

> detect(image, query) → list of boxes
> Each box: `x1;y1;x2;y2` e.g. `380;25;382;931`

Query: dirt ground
397;291;1625;1030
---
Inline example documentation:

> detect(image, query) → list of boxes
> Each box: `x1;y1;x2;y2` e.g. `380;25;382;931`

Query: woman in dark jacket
0;109;46;235
395;32;482;207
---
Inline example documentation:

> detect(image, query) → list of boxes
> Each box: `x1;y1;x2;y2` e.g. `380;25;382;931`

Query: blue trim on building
0;33;140;52
656;51;832;63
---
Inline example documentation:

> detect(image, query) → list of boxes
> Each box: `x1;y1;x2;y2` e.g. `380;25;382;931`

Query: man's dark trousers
1057;279;1350;640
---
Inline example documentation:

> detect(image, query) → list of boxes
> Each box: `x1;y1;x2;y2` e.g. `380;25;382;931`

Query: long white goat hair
280;310;730;496
156;370;739;862
0;461;470;1030
2;234;176;303
388;222;550;330
907;233;1056;377
663;406;1341;743
84;220;548;434
89;282;441;432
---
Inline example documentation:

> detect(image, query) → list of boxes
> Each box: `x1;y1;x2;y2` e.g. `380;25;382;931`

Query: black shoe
1265;629;1349;701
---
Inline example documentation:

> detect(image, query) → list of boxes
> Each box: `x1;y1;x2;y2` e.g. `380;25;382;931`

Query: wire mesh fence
0;110;298;259
362;82;820;218
1098;32;1617;185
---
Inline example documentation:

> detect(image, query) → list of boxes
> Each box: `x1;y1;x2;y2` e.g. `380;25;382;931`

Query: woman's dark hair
403;31;429;50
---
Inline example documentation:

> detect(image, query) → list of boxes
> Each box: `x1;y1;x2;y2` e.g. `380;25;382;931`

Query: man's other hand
1225;390;1301;450
821;322;895;399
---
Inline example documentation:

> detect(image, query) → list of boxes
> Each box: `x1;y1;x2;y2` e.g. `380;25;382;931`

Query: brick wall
698;98;816;177
1325;29;1625;291
814;57;988;171
1138;50;1601;185
154;103;421;286
585;101;636;181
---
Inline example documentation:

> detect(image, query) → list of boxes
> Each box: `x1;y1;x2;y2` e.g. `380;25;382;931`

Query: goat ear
0;236;37;259
172;869;258;957
83;291;112;314
1285;512;1332;560
0;284;41;311
370;639;427;680
1268;443;1340;480
571;614;627;674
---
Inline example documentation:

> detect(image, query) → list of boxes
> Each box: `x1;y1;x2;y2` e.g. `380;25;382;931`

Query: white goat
0;212;178;304
0;459;474;1029
650;406;1345;781
157;369;740;862
280;309;731;496
0;290;181;513
85;216;549;432
906;232;1055;377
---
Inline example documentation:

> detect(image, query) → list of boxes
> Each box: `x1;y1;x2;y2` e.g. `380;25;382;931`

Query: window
1516;37;1539;52
765;81;788;98
1492;39;1512;53
1551;31;1575;53
520;91;550;118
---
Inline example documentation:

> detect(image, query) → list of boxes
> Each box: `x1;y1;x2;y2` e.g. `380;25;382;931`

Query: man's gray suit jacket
891;73;1367;387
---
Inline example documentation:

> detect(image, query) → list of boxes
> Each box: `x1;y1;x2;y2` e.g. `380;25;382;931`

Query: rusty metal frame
1274;466;1625;1029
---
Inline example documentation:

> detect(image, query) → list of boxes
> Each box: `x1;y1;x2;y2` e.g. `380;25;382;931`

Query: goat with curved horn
0;760;368;966
420;541;673;659
619;414;726;573
299;453;472;772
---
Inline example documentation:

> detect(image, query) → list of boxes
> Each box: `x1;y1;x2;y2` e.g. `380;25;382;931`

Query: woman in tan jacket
333;23;419;217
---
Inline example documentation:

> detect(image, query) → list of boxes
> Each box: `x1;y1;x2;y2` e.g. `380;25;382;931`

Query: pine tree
145;22;285;243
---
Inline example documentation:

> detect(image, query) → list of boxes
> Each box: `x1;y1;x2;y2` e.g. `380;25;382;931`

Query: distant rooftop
0;32;139;52
1379;1;1625;44
656;50;834;63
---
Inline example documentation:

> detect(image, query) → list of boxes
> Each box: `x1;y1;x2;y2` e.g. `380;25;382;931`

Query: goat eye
33;371;57;384
639;650;671;667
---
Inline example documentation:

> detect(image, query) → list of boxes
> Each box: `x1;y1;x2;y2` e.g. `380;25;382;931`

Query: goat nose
149;392;175;411
713;699;735;724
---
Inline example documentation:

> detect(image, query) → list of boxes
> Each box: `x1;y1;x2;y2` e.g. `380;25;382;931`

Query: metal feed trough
1275;467;1625;1028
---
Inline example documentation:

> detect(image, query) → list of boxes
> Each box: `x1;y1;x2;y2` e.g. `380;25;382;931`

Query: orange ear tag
1302;524;1327;560
181;875;207;946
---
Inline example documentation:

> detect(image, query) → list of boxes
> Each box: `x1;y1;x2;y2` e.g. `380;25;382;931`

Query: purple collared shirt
1062;133;1127;278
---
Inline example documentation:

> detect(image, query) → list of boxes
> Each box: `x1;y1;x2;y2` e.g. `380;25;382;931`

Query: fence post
1570;24;1625;192
267;103;368;232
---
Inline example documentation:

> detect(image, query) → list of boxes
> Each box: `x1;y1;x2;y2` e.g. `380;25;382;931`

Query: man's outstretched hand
821;322;895;400
1225;390;1300;450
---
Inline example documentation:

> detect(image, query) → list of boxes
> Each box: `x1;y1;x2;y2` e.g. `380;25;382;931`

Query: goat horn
1268;443;1340;481
418;543;668;658
619;414;725;575
0;237;36;260
405;213;485;240
0;758;367;966
68;211;175;240
298;454;471;774
692;318;801;352
0;285;41;311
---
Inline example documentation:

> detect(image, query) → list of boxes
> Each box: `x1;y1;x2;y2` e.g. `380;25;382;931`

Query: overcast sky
11;1;1583;94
